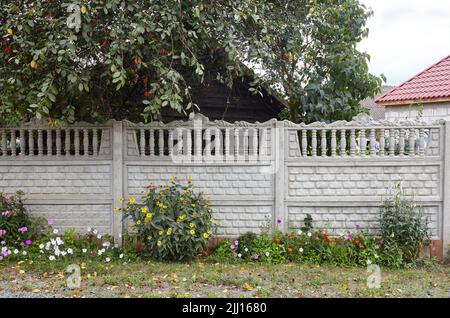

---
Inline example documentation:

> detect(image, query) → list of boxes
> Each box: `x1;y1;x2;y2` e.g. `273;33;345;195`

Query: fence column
112;120;124;246
443;121;450;260
274;121;287;232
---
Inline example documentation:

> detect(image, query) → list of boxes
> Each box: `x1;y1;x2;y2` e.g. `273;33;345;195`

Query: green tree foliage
0;0;383;125
244;0;385;123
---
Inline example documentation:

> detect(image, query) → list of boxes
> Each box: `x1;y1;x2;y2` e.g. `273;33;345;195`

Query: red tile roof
376;54;450;106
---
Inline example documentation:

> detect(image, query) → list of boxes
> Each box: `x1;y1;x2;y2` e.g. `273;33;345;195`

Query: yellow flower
80;5;87;14
113;207;121;212
129;197;135;203
210;217;215;222
147;236;152;241
189;223;194;228
146;213;152;220
141;206;148;213
136;220;141;225
187;176;193;182
158;230;163;236
7;28;13;36
166;228;172;235
190;229;195;235
118;198;125;203
157;240;162;247
202;233;209;239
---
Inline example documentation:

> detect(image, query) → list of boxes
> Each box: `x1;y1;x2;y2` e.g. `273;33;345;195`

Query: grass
0;258;449;298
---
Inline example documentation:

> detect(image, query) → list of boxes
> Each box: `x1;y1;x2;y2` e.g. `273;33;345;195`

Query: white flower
13;249;19;254
97;234;102;239
297;230;303;235
307;232;312;237
1;247;6;252
105;257;111;262
50;239;56;245
61;251;67;256
366;260;372;265
49;255;56;261
93;229;98;235
265;252;270;257
299;248;304;253
22;251;27;255
244;248;249;252
53;229;59;234
374;254;379;259
98;250;103;256
87;227;92;232
67;248;73;255
39;244;44;249
56;237;63;245
119;254;124;259
237;253;242;258
82;249;87;253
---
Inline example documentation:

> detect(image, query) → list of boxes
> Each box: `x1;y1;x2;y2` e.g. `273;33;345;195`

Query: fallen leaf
243;283;253;291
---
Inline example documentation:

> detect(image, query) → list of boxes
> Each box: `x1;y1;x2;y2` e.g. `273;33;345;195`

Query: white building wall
385;102;450;122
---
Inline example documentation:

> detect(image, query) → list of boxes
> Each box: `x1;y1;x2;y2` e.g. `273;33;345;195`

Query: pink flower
25;240;32;246
90;250;95;257
0;229;6;237
18;227;28;234
47;219;54;226
276;219;282;225
3;196;12;204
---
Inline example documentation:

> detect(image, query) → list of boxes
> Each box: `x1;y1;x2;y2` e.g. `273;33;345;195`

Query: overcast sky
358;0;450;86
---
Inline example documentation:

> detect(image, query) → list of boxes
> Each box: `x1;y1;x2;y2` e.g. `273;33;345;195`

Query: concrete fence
0;113;449;257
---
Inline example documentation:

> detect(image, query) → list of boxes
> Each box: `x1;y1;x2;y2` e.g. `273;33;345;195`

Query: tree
241;0;385;123
0;0;260;125
0;0;383;126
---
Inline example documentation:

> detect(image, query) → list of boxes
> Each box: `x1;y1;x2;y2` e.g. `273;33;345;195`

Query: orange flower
326;237;332;242
274;237;281;244
324;233;329;237
287;248;293;253
354;239;359;245
315;237;320;241
144;90;151;98
360;244;365;249
286;233;292;238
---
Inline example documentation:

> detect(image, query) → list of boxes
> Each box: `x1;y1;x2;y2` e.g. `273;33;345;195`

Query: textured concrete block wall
0;162;113;235
126;164;274;235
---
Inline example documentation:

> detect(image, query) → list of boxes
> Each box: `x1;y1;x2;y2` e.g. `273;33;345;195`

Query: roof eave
376;97;450;106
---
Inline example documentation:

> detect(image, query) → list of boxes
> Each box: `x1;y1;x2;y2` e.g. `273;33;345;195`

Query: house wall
385;102;450;122
1;114;449;258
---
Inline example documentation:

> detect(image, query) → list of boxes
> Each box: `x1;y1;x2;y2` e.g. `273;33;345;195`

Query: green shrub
120;177;217;261
380;182;430;267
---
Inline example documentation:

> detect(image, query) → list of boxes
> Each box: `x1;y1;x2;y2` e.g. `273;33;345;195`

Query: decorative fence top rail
0;113;444;161
285;113;443;159
0;119;112;159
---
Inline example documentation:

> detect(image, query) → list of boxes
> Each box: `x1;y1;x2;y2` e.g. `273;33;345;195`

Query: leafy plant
379;182;430;267
120;177;217;261
0;191;48;248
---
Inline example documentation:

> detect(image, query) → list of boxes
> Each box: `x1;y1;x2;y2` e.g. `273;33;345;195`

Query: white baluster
370;128;376;157
311;130;317;157
331;129;336;157
28;129;35;156
93;129;99;156
140;129;146;157
389;128;395;157
56;129;62;157
301;129;307;157
379;129;385;157
321;129;327;157
149;129;155;156
19;129;25;156
38;129;43;157
350;129;356;157
340;129;347;157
